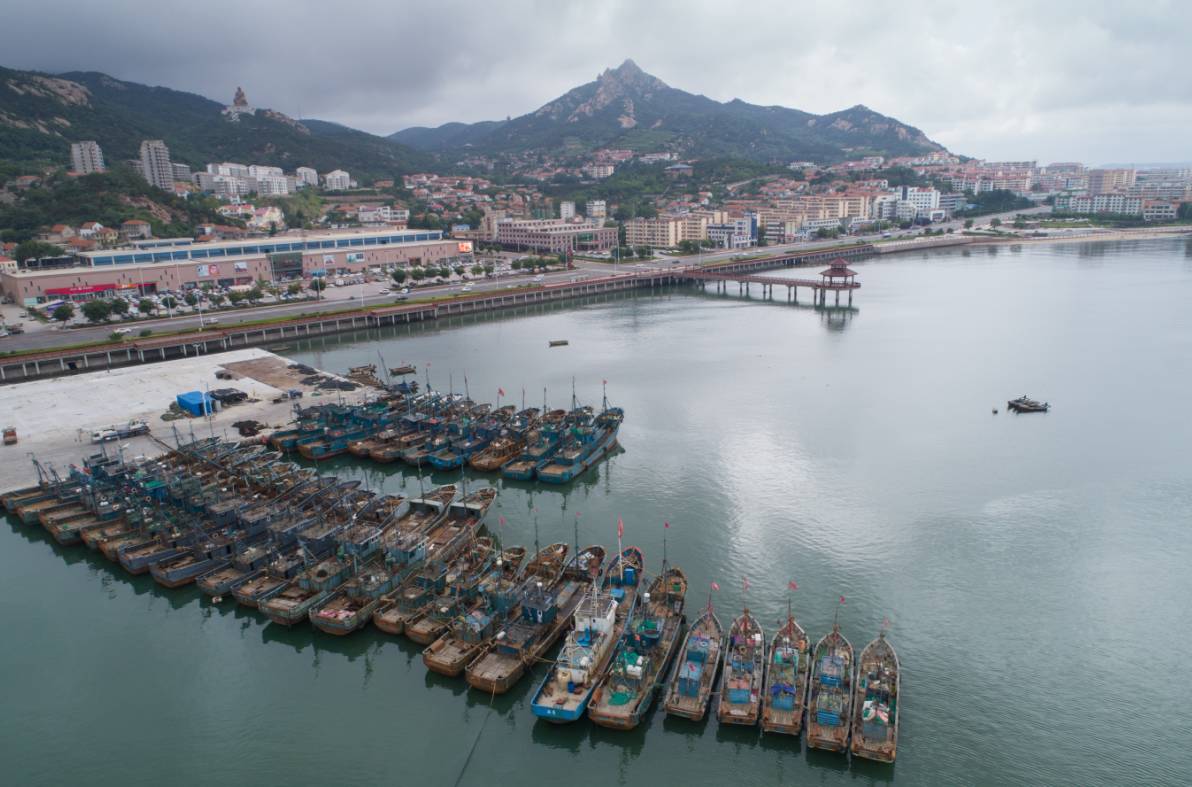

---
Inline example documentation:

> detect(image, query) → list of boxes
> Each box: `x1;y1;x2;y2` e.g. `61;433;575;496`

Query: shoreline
875;225;1192;256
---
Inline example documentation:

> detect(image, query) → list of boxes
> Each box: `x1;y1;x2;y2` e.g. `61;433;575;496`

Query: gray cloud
4;0;1190;163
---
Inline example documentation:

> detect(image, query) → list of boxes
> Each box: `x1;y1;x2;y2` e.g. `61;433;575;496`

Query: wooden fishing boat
589;566;688;730
465;545;603;693
421;544;533;677
405;537;497;644
260;556;351;626
761;607;811;735
232;550;307;608
716;610;765;726
469;435;525;472
850;633;900;763
530;546;643;723
663;603;723;721
150;536;239;588
380;536;493;640
806;624;854;752
536;399;624;485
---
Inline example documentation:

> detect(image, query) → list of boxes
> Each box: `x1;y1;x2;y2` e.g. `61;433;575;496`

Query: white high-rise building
587;200;607;220
324;169;350;190
70;141;105;174
296;167;319;188
208;162;251;178
139;140;173;190
248;164;284;178
254;174;290;196
559;200;576;220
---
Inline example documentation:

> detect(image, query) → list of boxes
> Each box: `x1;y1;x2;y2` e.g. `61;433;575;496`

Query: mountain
391;60;944;163
0;66;431;180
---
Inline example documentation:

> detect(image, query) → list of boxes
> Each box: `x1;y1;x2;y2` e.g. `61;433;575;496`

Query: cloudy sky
4;0;1189;164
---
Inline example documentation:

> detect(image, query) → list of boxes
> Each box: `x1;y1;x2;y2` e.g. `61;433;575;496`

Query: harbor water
4;237;1192;786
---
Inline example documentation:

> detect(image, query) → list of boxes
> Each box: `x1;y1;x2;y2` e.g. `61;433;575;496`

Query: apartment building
1088;168;1136;195
70;141;105;174
324;170;351;190
296;167;319;188
139;140;174;190
495;218;616;253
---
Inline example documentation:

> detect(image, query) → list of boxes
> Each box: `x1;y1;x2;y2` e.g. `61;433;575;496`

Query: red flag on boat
710;581;720;591
839;595;846;605
617;516;624;538
743;577;750;592
883;616;891;628
498;515;506;528
603;379;607;385
788;580;798;591
498;387;505;397
664;521;669;529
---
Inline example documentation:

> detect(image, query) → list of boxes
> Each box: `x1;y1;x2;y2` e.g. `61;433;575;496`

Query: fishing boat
530;545;643;723
589;566;688;730
716;609;766;726
259;555;351;626
806;625;855;752
663;602;723;721
232;548;309;608
850;632;900;763
405;537;498;644
381;536;494;641
761;606;811;735
196;544;276;598
536;388;624;485
469;434;525;472
421;544;529;676
465;545;603;694
1007;395;1050;413
150;536;239;588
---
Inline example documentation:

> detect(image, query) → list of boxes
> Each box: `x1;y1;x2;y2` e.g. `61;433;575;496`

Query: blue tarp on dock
176;391;213;417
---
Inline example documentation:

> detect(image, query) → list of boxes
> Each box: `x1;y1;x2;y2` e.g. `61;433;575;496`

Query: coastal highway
0;206;1047;354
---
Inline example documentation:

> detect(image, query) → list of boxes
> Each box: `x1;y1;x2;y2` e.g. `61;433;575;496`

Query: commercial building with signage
0;229;471;305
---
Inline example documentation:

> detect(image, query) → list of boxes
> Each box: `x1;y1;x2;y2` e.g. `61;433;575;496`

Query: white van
533;274;545;283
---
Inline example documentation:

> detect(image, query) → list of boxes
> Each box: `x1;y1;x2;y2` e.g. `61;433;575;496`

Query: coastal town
1;98;1189;325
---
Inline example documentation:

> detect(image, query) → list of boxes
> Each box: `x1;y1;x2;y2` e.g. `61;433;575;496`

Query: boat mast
571;376;577;411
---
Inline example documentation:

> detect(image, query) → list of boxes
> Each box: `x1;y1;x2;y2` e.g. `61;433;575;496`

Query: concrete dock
0;347;373;491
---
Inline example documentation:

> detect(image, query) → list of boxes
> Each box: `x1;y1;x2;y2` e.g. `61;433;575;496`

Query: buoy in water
212;595;223;603
992;408;998;415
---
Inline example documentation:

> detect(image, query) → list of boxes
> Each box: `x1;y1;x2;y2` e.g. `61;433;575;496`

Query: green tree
184;291;198;307
963;219;974;229
453;265;465;277
52;302;75;323
309;278;326;293
138;298;155;316
990;218;1002;228
535;258;550;270
226;290;245;305
410;268;427;281
287;282;303;296
81;299;112;324
470;264;484;276
109;298;130;316
391;269;407;284
209;292;226;306
13;240;63;263
483;262;494;276
159;295;177;310
248;285;264;303
1012;218;1027;229
510;259;522;271
634;245;652;258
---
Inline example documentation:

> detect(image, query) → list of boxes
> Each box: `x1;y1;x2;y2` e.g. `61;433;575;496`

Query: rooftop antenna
521;387;526;412
571;376;577;411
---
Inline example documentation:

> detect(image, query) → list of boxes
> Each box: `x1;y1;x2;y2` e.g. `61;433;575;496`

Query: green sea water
4;238;1191;786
